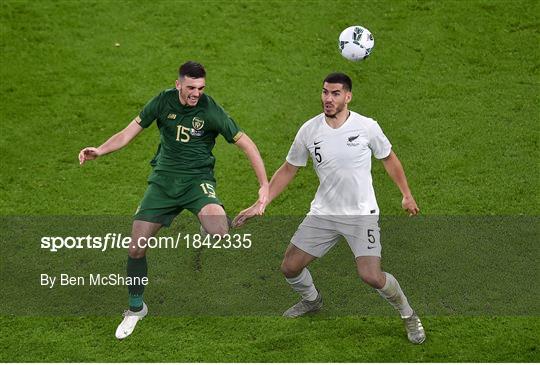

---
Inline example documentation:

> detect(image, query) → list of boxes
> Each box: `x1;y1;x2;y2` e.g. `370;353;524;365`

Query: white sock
285;268;318;301
376;272;414;318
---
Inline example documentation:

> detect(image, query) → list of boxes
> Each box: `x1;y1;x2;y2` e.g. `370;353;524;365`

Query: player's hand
402;195;420;216
233;203;259;227
78;147;101;165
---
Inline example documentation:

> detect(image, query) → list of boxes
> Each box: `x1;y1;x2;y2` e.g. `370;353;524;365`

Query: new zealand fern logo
347;134;360;147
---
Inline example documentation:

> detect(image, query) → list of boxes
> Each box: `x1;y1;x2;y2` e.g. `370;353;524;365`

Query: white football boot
283;292;323;318
115;303;148;340
403;311;426;344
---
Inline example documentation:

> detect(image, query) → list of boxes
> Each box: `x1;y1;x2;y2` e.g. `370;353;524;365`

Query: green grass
1;316;538;362
1;0;539;362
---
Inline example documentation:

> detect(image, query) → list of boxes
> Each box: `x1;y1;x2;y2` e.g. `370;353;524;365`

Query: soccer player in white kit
234;73;425;344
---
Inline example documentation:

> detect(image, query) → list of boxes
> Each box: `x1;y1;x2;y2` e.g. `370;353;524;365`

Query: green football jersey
138;89;243;176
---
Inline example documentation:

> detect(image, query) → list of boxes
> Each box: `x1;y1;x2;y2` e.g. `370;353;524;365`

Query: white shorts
290;215;381;258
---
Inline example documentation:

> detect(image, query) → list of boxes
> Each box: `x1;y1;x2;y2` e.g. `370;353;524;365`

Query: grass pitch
1;316;538;362
1;0;539;362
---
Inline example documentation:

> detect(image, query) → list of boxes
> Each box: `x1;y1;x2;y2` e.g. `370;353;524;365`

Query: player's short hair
179;61;206;79
323;72;352;91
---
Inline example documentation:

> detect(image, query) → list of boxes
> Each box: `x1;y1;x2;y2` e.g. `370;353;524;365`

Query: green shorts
134;171;223;227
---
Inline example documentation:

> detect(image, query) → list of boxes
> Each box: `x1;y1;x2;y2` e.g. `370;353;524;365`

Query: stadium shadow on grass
1;215;538;316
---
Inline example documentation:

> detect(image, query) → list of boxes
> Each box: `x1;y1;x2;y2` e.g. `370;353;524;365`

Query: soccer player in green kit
79;61;269;339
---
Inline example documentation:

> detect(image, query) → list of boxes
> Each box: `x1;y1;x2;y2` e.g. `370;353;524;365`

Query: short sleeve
213;103;243;143
138;94;161;128
219;115;243;143
368;120;392;159
286;126;309;167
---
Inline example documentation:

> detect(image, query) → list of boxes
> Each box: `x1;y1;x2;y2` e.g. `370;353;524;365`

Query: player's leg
116;174;179;340
198;203;229;237
116;220;162;340
127;220;163;308
281;243;320;305
281;243;318;278
355;256;412;315
341;217;413;313
127;175;179;311
281;216;339;317
341;216;425;344
281;244;322;317
355;256;425;344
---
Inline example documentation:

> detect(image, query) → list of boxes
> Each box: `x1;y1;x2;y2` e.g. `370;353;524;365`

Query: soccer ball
338;25;374;61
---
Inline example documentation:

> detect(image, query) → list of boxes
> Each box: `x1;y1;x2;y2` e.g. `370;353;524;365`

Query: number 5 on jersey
314;146;322;163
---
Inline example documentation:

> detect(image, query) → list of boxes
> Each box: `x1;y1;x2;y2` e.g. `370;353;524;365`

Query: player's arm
233;161;299;227
78;117;144;165
266;161;299;204
381;150;419;216
234;133;270;213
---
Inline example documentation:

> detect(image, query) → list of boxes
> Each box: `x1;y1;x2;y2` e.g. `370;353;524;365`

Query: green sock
127;256;147;311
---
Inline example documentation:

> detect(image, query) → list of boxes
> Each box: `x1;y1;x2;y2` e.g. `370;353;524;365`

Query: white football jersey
286;111;392;216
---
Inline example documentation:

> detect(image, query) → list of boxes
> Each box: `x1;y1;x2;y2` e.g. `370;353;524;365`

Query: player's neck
324;110;350;129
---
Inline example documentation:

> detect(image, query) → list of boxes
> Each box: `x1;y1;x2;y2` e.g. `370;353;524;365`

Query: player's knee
359;271;384;289
199;206;229;237
204;224;229;237
128;238;147;258
128;248;146;259
280;260;302;278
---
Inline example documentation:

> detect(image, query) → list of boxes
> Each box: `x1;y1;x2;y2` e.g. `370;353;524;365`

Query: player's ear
346;91;352;103
175;79;181;90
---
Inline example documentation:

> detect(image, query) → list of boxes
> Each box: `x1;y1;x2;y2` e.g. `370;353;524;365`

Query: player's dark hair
179;61;206;79
323;72;352;91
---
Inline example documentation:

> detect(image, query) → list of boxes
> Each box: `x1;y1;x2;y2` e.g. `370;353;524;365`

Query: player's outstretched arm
233;161;299;227
78;117;144;165
234;133;269;213
381;151;420;216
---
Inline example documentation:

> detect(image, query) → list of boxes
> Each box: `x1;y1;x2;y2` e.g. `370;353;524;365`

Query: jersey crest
190;117;205;137
192;117;205;130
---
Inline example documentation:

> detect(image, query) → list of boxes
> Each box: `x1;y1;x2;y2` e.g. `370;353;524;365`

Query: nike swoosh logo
348;135;360;142
314;140;322;145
